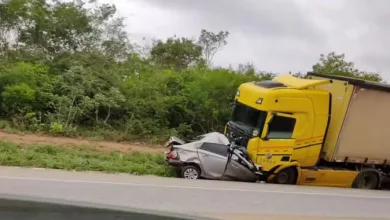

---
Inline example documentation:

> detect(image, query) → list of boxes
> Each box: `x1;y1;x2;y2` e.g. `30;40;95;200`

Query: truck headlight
256;98;263;104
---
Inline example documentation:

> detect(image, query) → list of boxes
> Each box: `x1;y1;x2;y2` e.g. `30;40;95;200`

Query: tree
312;52;383;82
94;87;125;124
150;37;203;70
4;0;387;143
198;29;229;66
0;0;130;59
290;72;306;78
237;62;256;76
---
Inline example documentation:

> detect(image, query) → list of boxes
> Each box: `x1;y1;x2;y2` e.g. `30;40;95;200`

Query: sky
98;0;390;79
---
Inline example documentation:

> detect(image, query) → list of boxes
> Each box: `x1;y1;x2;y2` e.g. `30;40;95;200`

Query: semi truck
225;72;390;189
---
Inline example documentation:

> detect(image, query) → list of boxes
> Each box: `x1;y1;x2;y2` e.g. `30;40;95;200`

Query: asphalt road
0;167;389;220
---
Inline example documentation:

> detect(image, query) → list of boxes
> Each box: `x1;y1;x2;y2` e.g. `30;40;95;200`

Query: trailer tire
273;167;297;185
352;169;380;190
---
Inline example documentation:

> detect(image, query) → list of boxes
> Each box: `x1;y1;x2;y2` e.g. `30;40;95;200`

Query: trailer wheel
352;170;380;190
273;167;297;185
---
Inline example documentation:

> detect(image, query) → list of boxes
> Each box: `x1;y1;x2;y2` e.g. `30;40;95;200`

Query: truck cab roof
236;74;331;112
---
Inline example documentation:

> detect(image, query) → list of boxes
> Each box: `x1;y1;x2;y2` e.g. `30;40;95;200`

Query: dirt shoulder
0;130;165;154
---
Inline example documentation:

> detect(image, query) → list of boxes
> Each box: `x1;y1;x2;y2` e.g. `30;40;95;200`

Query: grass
0;141;176;177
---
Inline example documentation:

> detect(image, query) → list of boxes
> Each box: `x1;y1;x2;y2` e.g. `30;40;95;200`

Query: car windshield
232;101;267;129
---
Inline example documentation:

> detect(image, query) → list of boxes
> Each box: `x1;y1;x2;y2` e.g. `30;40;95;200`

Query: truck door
257;112;296;171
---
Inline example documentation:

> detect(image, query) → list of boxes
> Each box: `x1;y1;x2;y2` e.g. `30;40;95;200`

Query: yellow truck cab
225;72;390;189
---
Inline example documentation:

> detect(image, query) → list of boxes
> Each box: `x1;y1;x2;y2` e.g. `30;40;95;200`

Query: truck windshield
232;101;267;129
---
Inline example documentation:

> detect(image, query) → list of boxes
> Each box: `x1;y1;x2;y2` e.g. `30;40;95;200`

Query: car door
197;142;229;178
222;156;256;182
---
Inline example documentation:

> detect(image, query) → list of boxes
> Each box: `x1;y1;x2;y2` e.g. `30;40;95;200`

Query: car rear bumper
165;157;184;167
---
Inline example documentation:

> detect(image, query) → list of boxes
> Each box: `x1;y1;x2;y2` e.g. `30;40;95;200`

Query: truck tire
273;167;297;185
352;169;380;189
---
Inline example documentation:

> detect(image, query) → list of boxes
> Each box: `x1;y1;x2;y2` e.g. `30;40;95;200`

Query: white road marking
0;175;389;199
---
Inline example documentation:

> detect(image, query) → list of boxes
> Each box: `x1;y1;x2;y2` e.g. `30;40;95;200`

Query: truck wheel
181;165;201;180
273;167;297;185
352;170;380;189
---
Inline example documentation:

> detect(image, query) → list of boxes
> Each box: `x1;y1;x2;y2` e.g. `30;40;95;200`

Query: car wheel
181;165;201;180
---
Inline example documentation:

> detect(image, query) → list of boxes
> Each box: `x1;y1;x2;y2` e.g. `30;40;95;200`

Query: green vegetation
0;0;384;144
0;141;175;176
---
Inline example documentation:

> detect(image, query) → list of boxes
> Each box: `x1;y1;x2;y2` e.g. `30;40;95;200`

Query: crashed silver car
164;132;261;182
